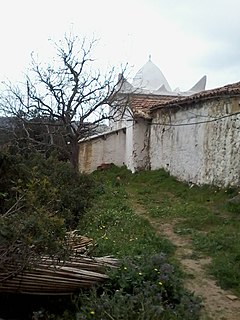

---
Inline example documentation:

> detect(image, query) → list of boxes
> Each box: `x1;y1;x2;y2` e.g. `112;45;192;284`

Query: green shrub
0;208;68;269
73;254;201;320
0;151;95;228
0;151;95;274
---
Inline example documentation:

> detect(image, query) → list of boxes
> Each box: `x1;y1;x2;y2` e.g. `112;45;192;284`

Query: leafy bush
0;151;95;275
0;208;68;272
72;254;201;320
0;151;95;228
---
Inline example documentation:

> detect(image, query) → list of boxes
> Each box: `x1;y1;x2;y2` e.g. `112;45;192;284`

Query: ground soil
130;198;240;320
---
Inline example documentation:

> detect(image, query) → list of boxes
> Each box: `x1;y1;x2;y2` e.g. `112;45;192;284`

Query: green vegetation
57;167;201;320
79;167;174;258
125;169;240;295
2;159;239;319
74;255;200;320
0;151;95;267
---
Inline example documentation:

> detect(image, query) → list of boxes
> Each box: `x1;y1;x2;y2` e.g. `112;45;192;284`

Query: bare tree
0;34;127;169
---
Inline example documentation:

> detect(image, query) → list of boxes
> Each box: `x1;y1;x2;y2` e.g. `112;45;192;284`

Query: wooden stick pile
0;232;118;295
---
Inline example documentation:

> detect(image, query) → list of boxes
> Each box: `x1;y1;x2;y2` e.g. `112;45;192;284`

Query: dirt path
130;199;240;320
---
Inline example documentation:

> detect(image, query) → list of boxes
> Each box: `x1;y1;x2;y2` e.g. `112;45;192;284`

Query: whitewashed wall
125;123;134;171
78;128;126;173
131;119;150;171
78;118;149;173
150;97;240;187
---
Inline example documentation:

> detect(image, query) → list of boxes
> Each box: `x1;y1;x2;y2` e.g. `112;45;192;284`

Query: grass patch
126;169;240;295
35;166;239;318
79;168;175;258
69;167;201;320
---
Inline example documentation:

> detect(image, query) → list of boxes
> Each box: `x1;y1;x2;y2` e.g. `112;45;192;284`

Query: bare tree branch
0;34;127;169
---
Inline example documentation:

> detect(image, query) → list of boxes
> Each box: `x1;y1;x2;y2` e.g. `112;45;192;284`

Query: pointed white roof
189;75;207;92
181;76;207;96
132;56;172;92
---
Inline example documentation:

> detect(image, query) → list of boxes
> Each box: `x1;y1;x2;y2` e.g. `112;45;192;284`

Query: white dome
132;57;171;92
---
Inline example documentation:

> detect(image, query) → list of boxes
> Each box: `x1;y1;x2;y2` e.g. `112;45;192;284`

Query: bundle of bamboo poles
0;232;118;295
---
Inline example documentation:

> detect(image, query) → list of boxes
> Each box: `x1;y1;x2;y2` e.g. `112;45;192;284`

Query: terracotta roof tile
128;94;176;118
151;82;240;111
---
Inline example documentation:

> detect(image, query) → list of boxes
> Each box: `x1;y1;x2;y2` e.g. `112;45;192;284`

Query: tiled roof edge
150;82;240;111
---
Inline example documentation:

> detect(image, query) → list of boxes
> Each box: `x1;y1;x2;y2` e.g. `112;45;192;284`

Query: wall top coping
78;127;126;143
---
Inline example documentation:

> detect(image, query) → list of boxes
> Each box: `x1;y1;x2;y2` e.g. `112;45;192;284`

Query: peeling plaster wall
123;119;150;172
125;123;134;171
78;129;126;173
131;119;150;172
150;97;240;187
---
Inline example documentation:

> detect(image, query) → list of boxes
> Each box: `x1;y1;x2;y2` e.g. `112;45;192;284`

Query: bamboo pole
0;234;118;295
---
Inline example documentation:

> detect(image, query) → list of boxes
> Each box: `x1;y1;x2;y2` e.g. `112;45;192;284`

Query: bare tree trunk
70;141;80;171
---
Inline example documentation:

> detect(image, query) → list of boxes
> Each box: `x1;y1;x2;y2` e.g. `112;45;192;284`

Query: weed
75;254;201;320
79;170;175;258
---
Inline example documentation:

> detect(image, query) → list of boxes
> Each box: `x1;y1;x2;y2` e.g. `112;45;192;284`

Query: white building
78;58;240;187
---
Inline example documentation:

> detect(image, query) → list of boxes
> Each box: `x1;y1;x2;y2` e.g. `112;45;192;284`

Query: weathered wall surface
78;128;126;173
150;97;240;187
131;119;150;171
125;124;134;171
78;119;149;174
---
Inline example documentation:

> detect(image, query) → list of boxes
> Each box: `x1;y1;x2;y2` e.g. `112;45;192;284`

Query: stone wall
150;96;240;187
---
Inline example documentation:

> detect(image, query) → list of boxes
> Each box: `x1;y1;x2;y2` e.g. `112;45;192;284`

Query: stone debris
226;294;238;301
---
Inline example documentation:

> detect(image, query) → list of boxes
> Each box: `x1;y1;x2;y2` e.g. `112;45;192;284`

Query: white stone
226;294;238;301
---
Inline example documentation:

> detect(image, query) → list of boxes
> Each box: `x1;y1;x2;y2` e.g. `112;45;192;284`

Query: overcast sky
0;0;239;91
